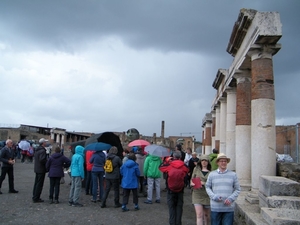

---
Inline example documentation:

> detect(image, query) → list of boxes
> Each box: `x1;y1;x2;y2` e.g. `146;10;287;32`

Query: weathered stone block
259;192;300;209
259;175;300;197
261;208;300;225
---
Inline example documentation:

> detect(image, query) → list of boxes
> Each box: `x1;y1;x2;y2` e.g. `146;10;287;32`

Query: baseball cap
39;138;48;144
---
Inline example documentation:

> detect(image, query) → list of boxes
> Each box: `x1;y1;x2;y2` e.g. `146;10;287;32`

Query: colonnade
201;9;282;190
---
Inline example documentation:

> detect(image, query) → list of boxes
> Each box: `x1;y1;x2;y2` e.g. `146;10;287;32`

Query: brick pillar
235;70;251;188
215;105;220;151
225;88;236;171
205;121;212;154
219;98;227;154
249;46;277;189
211;110;216;150
202;129;205;154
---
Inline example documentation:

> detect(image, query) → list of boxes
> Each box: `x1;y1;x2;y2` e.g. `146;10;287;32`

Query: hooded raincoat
70;146;84;179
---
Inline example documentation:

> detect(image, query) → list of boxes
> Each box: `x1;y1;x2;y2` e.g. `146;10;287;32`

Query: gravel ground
0;156;196;225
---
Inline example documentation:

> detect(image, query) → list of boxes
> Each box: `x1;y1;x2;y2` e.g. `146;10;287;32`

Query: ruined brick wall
276;125;299;160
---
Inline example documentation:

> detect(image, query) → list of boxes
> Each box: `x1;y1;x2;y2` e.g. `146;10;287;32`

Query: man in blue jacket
0;139;18;194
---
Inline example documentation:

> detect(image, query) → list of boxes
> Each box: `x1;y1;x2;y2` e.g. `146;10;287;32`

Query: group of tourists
0;138;241;225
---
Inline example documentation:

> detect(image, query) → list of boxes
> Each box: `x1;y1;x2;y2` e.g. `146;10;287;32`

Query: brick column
219;98;227;154
215;105;220;151
211;110;216;150
226;88;236;171
249;46;277;189
205;121;212;154
234;70;251;188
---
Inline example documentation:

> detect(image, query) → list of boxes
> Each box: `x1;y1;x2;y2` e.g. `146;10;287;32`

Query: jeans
211;211;234;225
32;173;46;201
69;176;82;203
85;171;93;195
102;178;120;205
49;177;61;200
92;171;104;201
167;191;184;225
0;167;15;191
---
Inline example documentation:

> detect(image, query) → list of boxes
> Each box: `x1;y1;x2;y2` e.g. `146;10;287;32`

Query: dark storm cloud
0;0;299;137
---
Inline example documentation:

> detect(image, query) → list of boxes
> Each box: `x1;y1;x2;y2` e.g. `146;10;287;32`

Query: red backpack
167;166;186;192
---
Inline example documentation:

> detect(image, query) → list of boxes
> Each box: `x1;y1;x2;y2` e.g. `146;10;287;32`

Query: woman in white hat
190;154;211;225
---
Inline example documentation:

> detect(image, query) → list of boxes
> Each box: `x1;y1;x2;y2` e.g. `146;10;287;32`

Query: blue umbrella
84;142;111;152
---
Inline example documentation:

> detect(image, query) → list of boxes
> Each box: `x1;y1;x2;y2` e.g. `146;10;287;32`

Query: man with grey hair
101;146;122;208
32;138;48;203
159;150;189;225
0;139;18;194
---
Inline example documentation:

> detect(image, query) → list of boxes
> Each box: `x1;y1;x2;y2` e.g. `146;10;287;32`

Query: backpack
167;166;186;192
104;158;113;173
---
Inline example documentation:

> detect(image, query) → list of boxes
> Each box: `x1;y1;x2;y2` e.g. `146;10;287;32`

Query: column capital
247;44;281;61
219;97;227;103
225;87;236;95
234;69;251;84
211;110;216;117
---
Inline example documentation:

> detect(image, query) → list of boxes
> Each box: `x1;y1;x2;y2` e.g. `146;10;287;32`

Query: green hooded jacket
143;155;162;178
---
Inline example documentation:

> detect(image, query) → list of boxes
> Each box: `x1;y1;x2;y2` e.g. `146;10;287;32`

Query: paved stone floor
0;157;196;225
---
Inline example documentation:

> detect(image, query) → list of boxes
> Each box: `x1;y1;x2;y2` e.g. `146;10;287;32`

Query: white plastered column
235;71;252;188
250;49;276;189
219;98;227;154
225;88;236;171
215;105;220;150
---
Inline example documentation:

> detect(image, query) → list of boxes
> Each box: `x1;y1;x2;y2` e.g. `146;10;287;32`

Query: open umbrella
144;144;170;157
128;139;150;147
18;140;30;150
84;132;124;159
84;142;111;152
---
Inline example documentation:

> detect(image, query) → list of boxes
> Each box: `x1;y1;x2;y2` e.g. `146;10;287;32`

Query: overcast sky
0;0;299;142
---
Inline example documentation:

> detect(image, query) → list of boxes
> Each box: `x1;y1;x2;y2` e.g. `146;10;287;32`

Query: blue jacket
46;153;71;178
70;146;85;179
89;151;106;172
120;159;140;189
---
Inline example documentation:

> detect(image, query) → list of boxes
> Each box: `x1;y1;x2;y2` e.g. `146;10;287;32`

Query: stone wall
276;162;300;183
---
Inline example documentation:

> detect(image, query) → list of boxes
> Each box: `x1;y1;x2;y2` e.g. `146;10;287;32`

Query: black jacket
34;145;47;173
0;146;15;168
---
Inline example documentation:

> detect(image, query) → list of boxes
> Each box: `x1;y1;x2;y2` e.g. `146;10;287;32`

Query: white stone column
225;88;236;171
50;129;55;141
234;70;252;188
215;105;220;151
250;47;277;189
61;135;65;147
56;133;60;144
219;98;227;154
211;110;216;150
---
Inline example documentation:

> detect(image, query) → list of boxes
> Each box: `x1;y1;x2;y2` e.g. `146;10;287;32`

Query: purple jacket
46;153;71;178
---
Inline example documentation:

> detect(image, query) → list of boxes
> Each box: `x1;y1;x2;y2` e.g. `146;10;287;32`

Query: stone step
235;192;269;225
261;208;300;225
259;175;300;197
259;192;300;209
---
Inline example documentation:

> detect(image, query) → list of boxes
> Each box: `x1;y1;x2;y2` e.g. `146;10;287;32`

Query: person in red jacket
85;150;95;195
159;151;189;225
